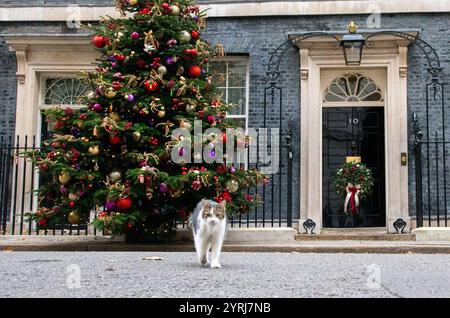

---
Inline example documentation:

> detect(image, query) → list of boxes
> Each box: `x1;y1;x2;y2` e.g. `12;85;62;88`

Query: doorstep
412;227;450;241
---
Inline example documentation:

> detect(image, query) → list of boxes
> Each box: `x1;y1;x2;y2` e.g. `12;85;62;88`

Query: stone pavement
0;251;449;298
1;235;450;253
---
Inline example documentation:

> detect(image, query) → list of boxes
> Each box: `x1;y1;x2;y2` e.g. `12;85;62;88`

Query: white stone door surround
292;32;415;233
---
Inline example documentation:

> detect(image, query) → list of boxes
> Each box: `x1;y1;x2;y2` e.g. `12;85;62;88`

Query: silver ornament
108;170;122;183
185;104;196;113
157;65;167;76
179;30;192;44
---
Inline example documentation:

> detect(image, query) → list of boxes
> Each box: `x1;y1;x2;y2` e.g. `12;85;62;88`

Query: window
323;73;383;103
209;56;250;166
209;56;249;130
39;77;89;140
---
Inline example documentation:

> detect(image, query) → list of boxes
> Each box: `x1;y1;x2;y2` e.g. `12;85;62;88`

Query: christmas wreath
333;161;374;215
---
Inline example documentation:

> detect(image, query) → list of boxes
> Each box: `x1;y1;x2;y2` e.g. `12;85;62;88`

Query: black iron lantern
340;22;365;66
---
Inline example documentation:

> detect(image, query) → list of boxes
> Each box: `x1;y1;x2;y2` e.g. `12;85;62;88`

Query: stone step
295;233;415;241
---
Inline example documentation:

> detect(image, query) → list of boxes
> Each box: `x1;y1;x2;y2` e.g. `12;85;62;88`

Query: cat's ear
202;199;211;208
219;200;226;208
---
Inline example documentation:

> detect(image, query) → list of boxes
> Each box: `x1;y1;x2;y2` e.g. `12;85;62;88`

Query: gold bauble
128;0;138;5
186;104;196;113
87;91;96;100
58;172;71;185
68;211;81;224
226;179;239;193
88;145;100;156
132;131;141;141
106;89;116;98
157;66;167;76
109;112;121;121
170;5;180;15
158;109;166;118
68;193;79;201
108;170;122;183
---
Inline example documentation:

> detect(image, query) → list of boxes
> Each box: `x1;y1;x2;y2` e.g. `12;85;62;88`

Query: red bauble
92;35;106;48
69;201;76;208
222;191;232;202
191;30;200;39
38;218;47;226
116;197;132;210
144;80;159;92
109;134;121;145
184;49;198;56
188;65;202;78
115;54;125;62
222;133;227;143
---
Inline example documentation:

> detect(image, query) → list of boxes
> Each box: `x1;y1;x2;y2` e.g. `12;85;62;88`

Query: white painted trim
1;0;449;21
298;40;410;233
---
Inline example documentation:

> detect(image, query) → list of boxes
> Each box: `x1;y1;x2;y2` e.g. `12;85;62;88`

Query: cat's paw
199;255;208;266
210;261;221;269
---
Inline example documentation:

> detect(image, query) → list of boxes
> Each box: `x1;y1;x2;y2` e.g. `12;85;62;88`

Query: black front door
322;107;385;228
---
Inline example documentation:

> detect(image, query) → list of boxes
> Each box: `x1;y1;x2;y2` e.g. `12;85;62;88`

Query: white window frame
211;56;250;167
212;55;250;132
37;74;89;144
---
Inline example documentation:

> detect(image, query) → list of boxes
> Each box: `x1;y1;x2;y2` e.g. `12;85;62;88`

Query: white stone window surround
5;35;96;140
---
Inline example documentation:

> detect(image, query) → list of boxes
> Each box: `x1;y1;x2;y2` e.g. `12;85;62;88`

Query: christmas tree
30;0;265;241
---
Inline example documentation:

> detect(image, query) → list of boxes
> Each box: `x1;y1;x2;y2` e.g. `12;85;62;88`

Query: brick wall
1;13;449;220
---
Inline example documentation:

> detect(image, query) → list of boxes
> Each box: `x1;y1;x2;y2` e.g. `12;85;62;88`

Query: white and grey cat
191;199;227;268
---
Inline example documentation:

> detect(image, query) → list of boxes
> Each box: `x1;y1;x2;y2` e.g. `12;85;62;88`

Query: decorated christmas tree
29;0;265;241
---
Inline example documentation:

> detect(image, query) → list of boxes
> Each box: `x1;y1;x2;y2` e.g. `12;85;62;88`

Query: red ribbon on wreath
344;183;361;215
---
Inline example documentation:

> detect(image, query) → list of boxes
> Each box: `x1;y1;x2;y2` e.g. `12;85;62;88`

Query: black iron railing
0;135;92;235
414;136;449;228
0;133;295;235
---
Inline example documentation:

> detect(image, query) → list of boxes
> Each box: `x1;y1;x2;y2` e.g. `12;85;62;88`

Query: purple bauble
166;57;174;65
178;147;185;156
93;103;103;112
104;201;116;211
60;185;68;195
111;62;118;68
126;94;135;102
108;55;117;62
230;166;236;174
131;32;140;39
210;149;216;157
159;182;168;193
70;127;80;137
